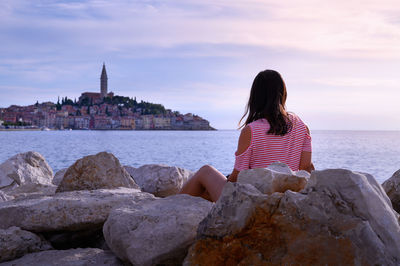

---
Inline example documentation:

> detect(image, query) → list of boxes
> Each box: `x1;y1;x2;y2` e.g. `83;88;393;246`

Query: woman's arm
299;125;314;173
299;151;314;173
228;126;251;182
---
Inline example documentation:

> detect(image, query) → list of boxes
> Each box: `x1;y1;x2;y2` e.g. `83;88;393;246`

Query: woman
179;70;313;202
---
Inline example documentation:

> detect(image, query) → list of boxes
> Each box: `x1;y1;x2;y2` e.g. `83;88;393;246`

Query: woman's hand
227;169;239;182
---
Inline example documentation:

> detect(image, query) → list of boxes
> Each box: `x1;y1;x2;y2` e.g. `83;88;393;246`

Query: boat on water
41;127;50;131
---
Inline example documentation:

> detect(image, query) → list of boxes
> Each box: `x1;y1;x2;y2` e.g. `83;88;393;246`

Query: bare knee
198;164;216;174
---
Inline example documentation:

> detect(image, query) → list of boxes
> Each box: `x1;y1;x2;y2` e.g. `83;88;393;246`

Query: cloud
1;0;400;59
1;0;400;129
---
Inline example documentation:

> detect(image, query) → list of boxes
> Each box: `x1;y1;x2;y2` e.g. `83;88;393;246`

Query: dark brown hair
239;70;291;136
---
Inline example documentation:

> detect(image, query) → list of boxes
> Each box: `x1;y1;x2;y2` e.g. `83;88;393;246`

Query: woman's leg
179;165;227;202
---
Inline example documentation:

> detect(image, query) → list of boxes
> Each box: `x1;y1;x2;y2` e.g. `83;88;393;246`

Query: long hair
239;70;291;136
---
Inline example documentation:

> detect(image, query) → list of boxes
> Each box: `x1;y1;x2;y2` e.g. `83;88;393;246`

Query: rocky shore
1;151;400;265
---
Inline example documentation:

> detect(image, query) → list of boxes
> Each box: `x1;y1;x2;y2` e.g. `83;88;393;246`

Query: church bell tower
100;63;108;98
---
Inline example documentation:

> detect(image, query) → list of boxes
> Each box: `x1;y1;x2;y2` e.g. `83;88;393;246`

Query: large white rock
1;183;57;202
103;194;213;266
56;152;139;193
0;187;155;232
237;162;309;194
0;226;52;263
0;151;53;188
186;169;400;265
53;168;67;186
131;164;193;197
382;169;400;213
197;182;270;238
0;248;123;266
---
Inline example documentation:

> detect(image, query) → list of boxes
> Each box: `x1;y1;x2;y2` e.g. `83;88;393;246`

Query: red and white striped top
234;113;312;172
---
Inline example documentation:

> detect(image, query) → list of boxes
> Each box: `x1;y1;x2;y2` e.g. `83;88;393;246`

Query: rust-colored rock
186;205;355;265
185;169;400;265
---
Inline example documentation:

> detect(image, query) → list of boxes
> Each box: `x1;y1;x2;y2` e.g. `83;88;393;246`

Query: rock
131;164;193;197
197;183;270;238
237;162;309;194
0;151;53;188
0;248;123;266
382;169;400;213
56;152;139;193
123;165;136;178
1;183;57;201
0;187;155;232
0;191;12;202
103;194;213;266
185;169;400;265
0;226;52;263
0;174;14;190
53;168;67;186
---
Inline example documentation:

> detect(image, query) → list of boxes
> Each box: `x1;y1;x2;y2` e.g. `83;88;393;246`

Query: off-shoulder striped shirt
234;113;312;172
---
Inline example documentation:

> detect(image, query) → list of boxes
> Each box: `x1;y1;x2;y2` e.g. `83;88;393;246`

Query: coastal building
121;117;135;129
142;115;154;129
0;63;214;130
74;116;90;129
79;63;114;105
154;116;171;129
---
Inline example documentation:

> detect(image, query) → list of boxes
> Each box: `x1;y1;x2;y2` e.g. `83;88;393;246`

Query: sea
0;130;399;184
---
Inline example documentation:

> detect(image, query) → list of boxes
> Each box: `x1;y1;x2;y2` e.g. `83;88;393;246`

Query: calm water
0;130;399;184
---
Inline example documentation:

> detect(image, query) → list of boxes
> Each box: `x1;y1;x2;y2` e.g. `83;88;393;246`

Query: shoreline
0;128;217;132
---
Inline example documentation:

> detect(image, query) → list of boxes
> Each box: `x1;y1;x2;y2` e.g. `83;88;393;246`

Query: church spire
100;63;108;98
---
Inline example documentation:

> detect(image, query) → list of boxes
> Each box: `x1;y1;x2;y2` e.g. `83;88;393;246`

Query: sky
0;0;399;130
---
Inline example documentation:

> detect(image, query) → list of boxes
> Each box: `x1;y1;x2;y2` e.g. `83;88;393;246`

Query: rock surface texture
103;194;213;266
56;152;138;192
1;183;57;202
382;169;400;213
184;169;400;265
131;164;193;197
0;191;12;202
123;165;136;178
53;168;67;186
0;248;123;266
0;188;155;232
0;151;53;189
0;226;52;263
237;162;309;194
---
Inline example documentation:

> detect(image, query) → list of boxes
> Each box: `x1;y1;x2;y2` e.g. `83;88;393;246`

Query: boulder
56;152;139;193
0;191;12;202
237;162;309;194
131;164;193;197
103;194;213;266
0;226;52;263
382;169;400;213
1;183;57;201
53;168;67;186
0;248;123;266
0;151;53;188
123;165;136;178
184;169;400;265
0;187;155;232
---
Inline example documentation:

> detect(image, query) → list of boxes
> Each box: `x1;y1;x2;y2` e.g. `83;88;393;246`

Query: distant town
0;64;214;131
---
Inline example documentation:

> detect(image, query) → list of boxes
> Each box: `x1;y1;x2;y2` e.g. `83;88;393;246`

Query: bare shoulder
236;126;252;155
